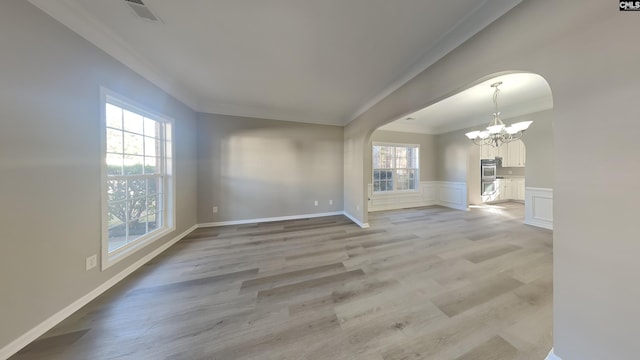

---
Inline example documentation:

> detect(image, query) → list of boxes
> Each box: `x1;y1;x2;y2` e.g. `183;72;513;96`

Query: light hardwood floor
11;202;552;360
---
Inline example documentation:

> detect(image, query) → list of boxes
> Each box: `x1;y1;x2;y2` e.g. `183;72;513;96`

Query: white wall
344;1;640;359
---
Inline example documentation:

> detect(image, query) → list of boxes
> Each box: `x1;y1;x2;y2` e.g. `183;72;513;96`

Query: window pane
144;157;158;174
380;181;387;191
108;234;126;252
373;145;394;169
108;199;127;252
373;170;380;180
127;197;147;222
408;147;419;168
123;156;144;175
107;180;126;201
148;213;159;232
106;129;123;154
408;169;417;190
373;146;380;169
147;194;158;214
127;179;147;200
124;132;144;156
386;180;393;190
373;182;380;192
144;117;159;137
123;109;144;134
148;177;161;195
108;200;126;226
106;103;123;129
396;169;408;190
144;136;159;157
106;154;123;175
396;147;407;168
127;218;145;242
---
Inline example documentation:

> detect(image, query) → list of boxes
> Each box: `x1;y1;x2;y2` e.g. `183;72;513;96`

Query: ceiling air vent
123;0;161;22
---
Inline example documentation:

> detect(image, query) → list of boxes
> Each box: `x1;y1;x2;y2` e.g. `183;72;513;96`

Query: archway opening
362;71;552;230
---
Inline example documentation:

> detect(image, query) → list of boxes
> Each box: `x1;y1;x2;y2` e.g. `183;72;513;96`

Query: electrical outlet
329;200;333;205
212;206;218;213
86;254;97;271
314;200;318;206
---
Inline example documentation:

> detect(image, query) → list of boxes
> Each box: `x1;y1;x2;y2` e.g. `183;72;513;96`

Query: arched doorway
361;72;552;229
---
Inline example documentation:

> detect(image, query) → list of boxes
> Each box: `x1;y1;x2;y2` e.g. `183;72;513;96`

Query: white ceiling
28;0;523;126
378;72;553;135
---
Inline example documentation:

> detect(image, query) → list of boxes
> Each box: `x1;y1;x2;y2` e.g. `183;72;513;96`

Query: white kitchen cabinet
490;178;525;202
495;178;511;201
511;178;525;200
480;144;496;160
505;140;526;167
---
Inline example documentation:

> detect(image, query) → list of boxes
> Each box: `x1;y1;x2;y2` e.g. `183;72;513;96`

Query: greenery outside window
372;143;419;192
101;88;174;269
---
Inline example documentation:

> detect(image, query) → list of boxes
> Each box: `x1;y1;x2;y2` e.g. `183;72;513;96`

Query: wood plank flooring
11;202;553;360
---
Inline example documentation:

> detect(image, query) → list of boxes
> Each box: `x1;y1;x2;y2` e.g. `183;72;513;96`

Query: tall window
101;89;174;269
372;143;419;192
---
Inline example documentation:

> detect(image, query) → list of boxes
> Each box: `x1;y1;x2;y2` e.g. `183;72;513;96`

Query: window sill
101;226;175;271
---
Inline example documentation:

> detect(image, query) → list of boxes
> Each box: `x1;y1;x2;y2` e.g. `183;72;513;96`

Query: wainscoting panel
422;182;438;203
525;187;553;230
437;182;468;211
368;181;467;212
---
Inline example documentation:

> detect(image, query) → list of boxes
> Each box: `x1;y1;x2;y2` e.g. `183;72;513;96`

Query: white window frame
100;87;175;270
372;142;420;193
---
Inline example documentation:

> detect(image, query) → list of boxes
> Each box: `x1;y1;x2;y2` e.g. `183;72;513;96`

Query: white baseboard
0;224;198;360
198;211;345;228
546;348;562;360
342;211;370;228
525;187;553;230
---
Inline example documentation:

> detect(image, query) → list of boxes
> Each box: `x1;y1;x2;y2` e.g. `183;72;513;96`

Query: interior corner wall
0;0;198;350
364;130;437;183
196;113;344;224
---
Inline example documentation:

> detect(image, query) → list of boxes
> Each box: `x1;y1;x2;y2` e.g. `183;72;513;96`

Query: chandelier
465;81;532;147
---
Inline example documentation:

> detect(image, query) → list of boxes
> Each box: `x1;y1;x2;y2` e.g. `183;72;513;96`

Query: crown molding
196;100;344;126
27;0;199;111
28;0;523;126
344;0;524;125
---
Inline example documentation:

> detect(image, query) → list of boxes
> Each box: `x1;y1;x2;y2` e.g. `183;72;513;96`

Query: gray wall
344;1;640;359
0;1;198;349
434;129;473;183
364;130;437;184
518;110;553;189
196;113;344;223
